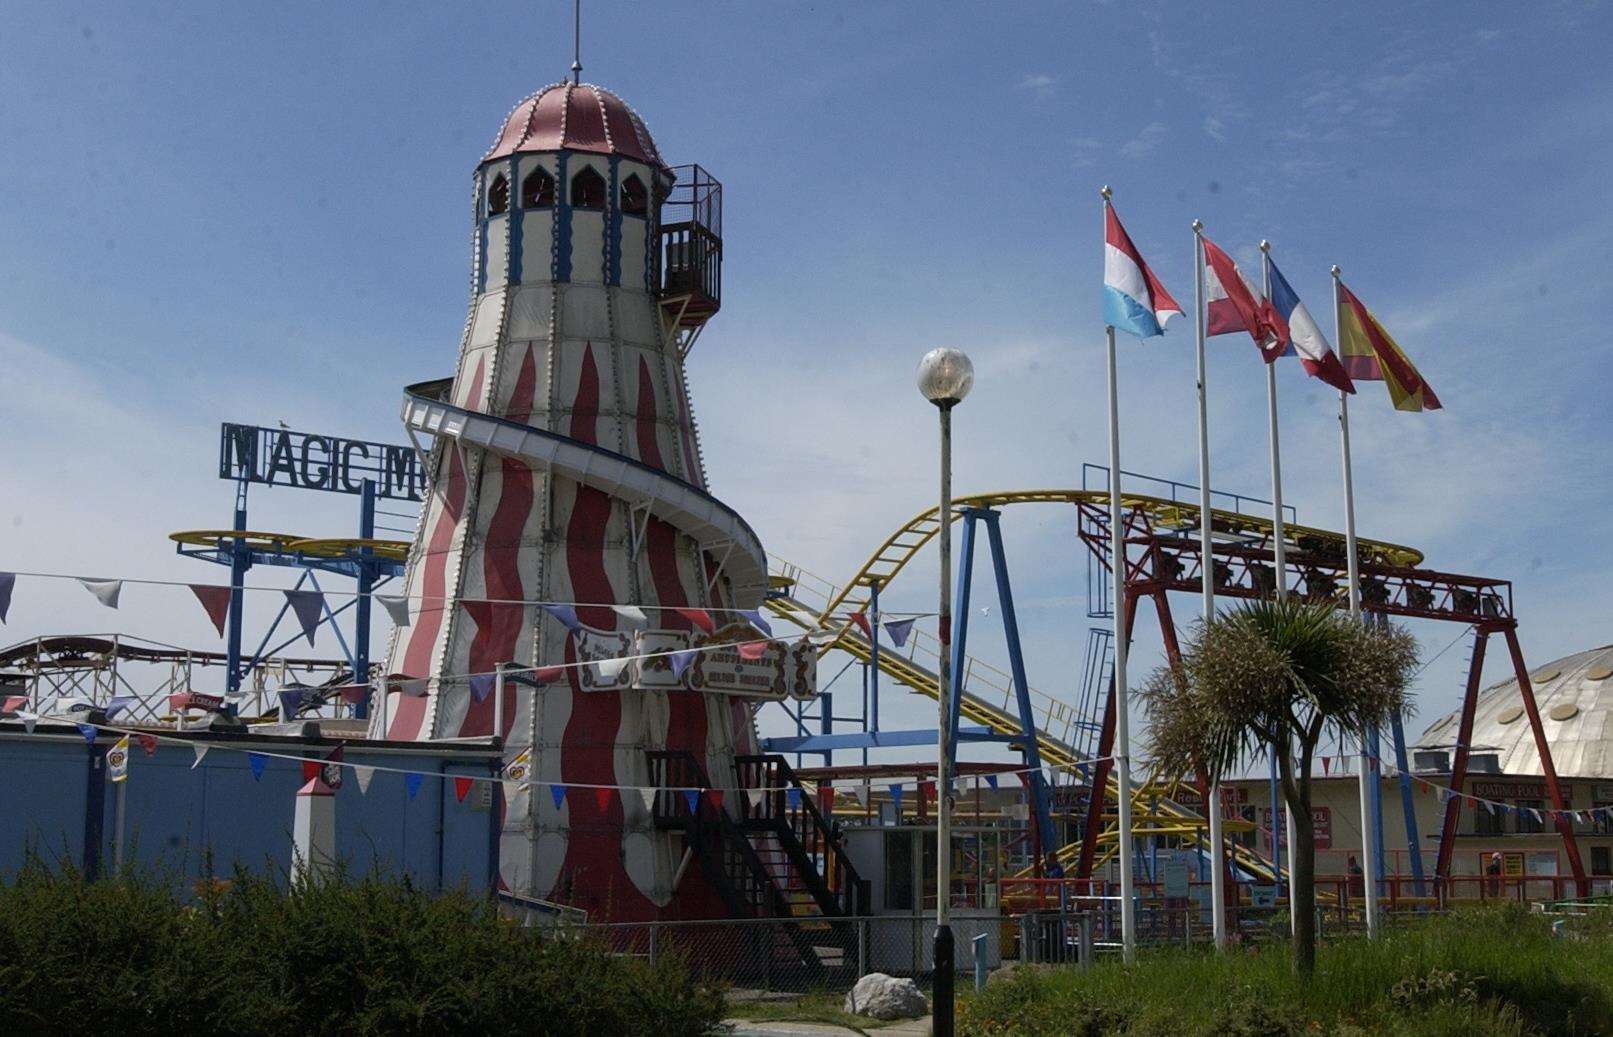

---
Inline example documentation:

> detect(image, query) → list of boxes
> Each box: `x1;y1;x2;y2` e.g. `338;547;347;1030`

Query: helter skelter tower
372;81;797;920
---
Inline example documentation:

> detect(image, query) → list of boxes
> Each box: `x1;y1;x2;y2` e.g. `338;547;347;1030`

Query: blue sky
1;2;1610;765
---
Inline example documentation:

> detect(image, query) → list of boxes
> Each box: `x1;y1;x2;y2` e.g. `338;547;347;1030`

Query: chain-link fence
554;914;1005;993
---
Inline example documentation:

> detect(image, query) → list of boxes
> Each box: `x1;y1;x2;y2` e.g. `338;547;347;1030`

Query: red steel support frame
1502;625;1588;893
1434;628;1488;882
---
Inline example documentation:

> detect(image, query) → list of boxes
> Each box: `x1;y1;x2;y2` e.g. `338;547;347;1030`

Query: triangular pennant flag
191;744;209;769
79;578;123;609
683;789;700;814
739;608;772;637
594;786;614;812
104;695;137;721
376;594;411;627
405;772;424;799
136;733;157;757
636;786;657;814
595;656;631;681
76;723;97;746
736;640;767;661
1321;756;1331;776
284;590;324;647
670;649;698;679
850;611;873;639
453;776;474;802
706;788;724;810
985;773;999;791
786;787;802;812
353;765;375;795
249;752;268;781
883;617;916;648
468;674;495;704
541;603;583;634
189;584;231;637
1530;808;1543;824
549;783;568;809
890;783;904;813
671;607;715;634
0;572;14;624
533;665;566;684
278;689;306;718
611;605;648;628
18;711;38;734
853;782;869;807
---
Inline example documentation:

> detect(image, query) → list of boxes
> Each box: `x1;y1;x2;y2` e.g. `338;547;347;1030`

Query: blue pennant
683;789;700;814
549;784;568;808
248;753;268;781
76;723;97;746
786;787;802;811
405;772;424;800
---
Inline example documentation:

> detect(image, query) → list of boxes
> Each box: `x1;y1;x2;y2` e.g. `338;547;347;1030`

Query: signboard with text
218;423;427;501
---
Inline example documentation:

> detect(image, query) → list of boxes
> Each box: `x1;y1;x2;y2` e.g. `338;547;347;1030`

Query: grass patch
0;857;725;1036
732;991;904;1031
960;905;1613;1036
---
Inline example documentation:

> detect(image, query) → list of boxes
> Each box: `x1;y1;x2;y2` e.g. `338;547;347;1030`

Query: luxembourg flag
1266;258;1355;394
1104;202;1182;339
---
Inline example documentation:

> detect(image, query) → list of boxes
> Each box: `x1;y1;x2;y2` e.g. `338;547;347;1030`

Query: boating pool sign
219;423;427;501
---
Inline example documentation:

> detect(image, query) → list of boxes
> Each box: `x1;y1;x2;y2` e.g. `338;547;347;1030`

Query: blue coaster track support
946;507;1060;875
1390;713;1427;894
354;480;376;719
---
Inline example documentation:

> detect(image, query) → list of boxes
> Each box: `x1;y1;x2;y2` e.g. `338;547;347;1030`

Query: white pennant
79;578;123;609
353;765;375;795
18;710;37;734
595;657;631;680
191;744;209;769
376;594;411;627
853;782;869;807
636;786;658;814
611;605;648;628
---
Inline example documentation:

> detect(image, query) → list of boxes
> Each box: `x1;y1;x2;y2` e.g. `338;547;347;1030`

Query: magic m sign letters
219;423;427;501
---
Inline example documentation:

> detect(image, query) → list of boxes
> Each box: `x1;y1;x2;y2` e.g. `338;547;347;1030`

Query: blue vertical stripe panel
476;168;490;295
506;156;523;285
554;152;572;283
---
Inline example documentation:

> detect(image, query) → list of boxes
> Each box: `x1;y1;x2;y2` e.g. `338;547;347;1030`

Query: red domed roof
482;82;669;172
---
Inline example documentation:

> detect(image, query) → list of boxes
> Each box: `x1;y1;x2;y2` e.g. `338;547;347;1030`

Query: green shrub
0;857;725;1036
959;907;1613;1036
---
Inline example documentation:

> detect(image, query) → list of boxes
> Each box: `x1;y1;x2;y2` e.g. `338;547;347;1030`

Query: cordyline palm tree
1139;598;1417;974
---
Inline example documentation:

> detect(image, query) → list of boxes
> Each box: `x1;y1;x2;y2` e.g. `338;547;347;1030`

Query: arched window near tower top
487;173;510;216
570;167;606;211
620;174;647;217
521;168;555;209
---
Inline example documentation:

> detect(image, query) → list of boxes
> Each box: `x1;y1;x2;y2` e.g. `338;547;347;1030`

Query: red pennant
850;611;873;639
920;779;936;806
671;607;715;634
189;584;231;637
820;785;836;815
533;665;566;683
454;776;474;802
706;788;724;810
594;786;615;812
737;640;768;661
136;734;158;757
1321;757;1331;776
302;757;322;783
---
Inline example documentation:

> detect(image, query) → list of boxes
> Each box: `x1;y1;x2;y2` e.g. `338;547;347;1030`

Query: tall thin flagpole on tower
1261;242;1300;936
1193;220;1228;951
1101;186;1137;962
1333;264;1380;939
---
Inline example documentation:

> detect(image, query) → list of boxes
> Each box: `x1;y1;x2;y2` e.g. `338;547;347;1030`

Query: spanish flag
1336;281;1442;412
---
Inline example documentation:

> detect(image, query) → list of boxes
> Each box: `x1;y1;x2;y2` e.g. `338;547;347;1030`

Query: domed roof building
1417;643;1613;778
483;81;669;171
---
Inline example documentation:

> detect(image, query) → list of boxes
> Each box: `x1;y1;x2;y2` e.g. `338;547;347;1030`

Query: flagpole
1334;264;1380;939
113;778;127;875
1193;218;1228;951
1101;185;1137;962
1261;242;1299;934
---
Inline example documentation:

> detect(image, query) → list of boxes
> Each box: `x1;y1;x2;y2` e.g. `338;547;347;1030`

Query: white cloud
1119;121;1168;160
1017;73;1057;99
1204;115;1227;143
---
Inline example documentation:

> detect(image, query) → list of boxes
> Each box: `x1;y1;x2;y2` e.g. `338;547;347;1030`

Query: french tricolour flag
1267;258;1355;394
1104;203;1182;339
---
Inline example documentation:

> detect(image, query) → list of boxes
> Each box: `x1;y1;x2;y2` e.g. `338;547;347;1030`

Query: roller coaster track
767;488;1519;883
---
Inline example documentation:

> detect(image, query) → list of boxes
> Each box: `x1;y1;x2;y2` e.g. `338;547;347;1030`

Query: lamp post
917;346;973;1037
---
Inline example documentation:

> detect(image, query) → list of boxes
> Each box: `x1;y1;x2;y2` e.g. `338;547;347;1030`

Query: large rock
843;973;929;1020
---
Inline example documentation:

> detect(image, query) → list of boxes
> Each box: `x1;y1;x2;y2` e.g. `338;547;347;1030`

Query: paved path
722;1016;932;1036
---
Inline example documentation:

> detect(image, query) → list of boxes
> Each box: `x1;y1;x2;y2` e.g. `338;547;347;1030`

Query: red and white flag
1202;236;1280;359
